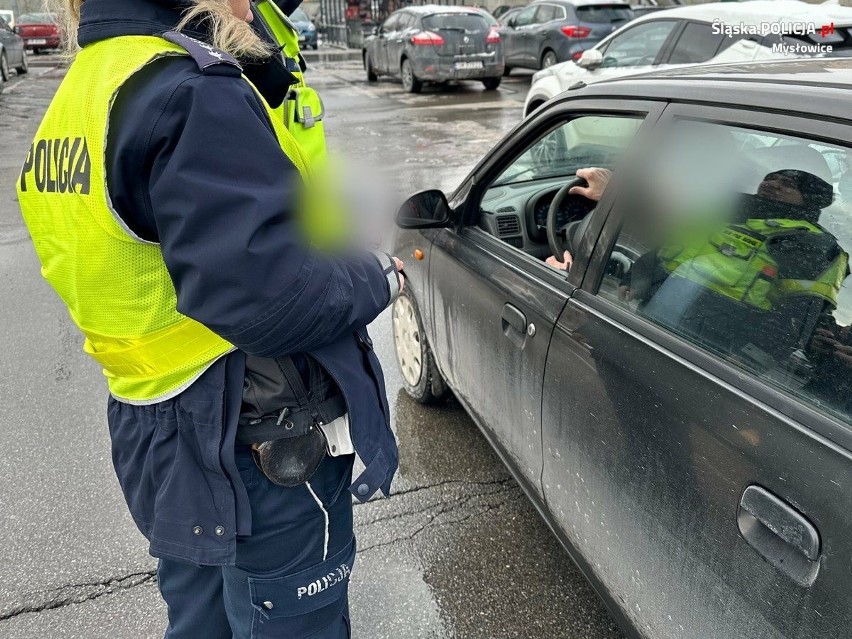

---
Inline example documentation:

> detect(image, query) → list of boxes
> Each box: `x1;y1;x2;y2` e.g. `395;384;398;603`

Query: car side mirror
396;190;451;229
13;26;19;34
372;25;380;36
576;49;603;69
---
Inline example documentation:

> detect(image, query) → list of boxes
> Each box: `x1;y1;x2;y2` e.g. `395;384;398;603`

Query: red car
17;13;61;53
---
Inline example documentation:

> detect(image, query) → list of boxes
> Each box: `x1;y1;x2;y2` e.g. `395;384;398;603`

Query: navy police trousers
157;448;356;639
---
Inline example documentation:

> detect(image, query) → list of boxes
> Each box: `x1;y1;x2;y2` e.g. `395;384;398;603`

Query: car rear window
422;13;490;32
18;13;57;24
575;5;633;24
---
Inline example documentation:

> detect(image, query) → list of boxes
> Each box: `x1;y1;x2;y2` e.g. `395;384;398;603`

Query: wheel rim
402;62;412;90
543;52;556;68
393;296;423;387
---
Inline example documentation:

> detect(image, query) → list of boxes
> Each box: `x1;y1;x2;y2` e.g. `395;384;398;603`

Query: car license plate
455;61;483;70
29;38;47;45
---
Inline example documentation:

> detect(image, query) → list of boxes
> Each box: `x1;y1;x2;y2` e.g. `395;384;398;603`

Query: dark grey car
0;15;27;94
363;5;504;93
391;58;852;638
499;0;633;73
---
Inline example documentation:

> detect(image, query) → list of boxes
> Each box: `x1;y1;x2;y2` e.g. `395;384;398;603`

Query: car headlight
532;68;555;83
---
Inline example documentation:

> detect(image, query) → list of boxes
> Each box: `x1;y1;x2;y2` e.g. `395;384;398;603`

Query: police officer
17;0;403;636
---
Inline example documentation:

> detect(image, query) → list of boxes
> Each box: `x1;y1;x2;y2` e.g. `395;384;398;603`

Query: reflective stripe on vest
17;35;314;403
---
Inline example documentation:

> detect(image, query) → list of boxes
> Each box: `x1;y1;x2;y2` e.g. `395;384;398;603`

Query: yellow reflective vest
18;27;328;404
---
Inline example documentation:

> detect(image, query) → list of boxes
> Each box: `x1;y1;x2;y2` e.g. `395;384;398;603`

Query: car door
528;3;561;64
375;13;400;74
542;104;852;637
385;12;412;74
428;103;659;496
503;5;537;66
0;17;17;68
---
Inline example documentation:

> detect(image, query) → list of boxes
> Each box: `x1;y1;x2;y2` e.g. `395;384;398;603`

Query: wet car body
0;14;26;93
289;7;318;50
16;13;61;53
499;0;634;72
363;5;504;93
392;59;852;638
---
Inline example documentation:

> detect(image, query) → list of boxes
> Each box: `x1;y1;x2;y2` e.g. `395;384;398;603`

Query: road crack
0;571;157;621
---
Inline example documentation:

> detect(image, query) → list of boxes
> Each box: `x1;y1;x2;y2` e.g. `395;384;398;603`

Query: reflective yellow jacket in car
16;35;323;403
658;218;848;311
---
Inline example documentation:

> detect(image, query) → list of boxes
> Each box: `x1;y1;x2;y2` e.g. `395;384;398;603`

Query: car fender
523;74;562;116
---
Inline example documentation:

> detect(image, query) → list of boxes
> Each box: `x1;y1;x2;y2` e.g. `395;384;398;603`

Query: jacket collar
78;0;207;47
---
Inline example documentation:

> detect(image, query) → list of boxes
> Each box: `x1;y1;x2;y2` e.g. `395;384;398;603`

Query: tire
16;50;28;75
365;53;377;82
392;289;449;404
482;77;501;91
311;43;318;50
0;52;9;82
503;65;512;77
541;49;558;69
400;58;422;94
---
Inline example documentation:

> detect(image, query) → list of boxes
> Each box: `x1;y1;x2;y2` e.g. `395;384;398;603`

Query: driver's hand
569;167;612;202
546;251;573;271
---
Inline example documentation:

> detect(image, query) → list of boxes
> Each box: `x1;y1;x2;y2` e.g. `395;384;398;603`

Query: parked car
499;0;634;75
524;0;852;115
363;5;504;93
630;0;682;18
392;56;852;639
290;6;318;50
0;14;27;94
0;9;15;29
17;13;61;53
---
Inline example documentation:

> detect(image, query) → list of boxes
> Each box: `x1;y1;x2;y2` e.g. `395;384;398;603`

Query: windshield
290;8;310;23
575;5;634;23
422;13;490;32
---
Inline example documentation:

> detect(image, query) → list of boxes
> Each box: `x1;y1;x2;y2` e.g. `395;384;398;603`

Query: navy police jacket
80;0;400;565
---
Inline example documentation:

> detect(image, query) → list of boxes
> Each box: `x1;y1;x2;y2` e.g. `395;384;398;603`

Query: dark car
392;58;852;638
363;5;504;93
0;15;27;94
17;12;61;53
499;0;633;74
290;7;318;50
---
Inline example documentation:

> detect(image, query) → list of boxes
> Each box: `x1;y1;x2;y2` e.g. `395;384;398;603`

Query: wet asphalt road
0;52;624;638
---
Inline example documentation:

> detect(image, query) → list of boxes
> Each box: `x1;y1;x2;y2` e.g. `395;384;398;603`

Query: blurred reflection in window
600;120;852;423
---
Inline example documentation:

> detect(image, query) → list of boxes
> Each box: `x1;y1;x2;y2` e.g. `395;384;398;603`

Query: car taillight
411;31;445;46
486;28;500;44
572;51;584;60
561;25;592;38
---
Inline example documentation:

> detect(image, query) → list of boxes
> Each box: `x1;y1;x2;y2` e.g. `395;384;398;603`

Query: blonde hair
57;0;272;59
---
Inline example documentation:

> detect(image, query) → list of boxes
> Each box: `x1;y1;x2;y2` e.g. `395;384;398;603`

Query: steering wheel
546;177;589;260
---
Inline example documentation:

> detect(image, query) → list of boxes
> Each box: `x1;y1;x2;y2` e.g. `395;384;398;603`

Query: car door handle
501;303;529;348
737;485;821;586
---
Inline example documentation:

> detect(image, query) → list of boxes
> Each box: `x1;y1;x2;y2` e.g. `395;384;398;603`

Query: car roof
571;57;852;122
627;0;852;28
404;5;495;15
531;0;632;7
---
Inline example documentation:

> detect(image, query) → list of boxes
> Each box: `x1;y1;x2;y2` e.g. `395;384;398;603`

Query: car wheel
400;58;422;94
311;43;318;50
541;49;558;69
482;77;501;91
0;52;9;82
393;289;449;404
16;50;28;75
503;65;512;77
365;53;378;82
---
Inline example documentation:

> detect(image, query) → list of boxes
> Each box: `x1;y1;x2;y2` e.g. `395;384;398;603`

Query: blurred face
757;172;805;206
229;0;253;22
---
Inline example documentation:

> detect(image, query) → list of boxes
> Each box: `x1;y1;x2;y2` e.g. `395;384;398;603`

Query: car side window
515;6;538;27
666;22;726;64
382;14;401;32
598;20;678;67
535;4;561;23
597;119;852;425
477;115;643;252
0;17;9;31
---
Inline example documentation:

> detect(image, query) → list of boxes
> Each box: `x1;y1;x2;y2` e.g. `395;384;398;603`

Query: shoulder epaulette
162;31;243;74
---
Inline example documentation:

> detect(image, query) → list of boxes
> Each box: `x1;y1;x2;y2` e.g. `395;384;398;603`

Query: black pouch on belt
238;356;346;487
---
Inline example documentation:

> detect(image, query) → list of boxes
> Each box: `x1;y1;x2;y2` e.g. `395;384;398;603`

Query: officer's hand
393;256;405;292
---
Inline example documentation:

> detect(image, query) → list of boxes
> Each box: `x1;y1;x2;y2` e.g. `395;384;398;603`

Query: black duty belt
236;394;347;446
